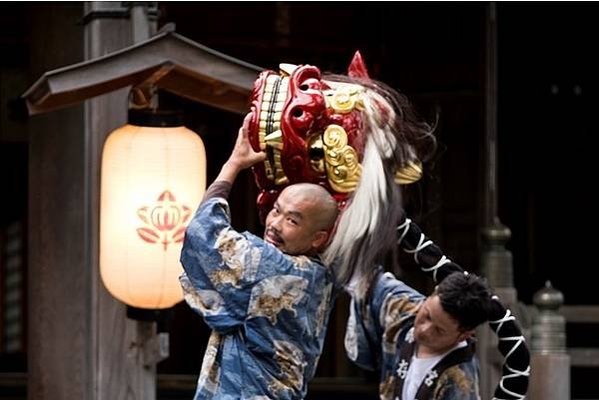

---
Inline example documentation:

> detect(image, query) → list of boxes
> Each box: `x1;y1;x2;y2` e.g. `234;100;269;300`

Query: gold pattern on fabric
323;124;362;193
210;267;242;288
198;331;222;394
291;255;312;271
379;374;397;400
254;293;301;324
248;276;308;325
268;341;306;395
213;229;261;286
213;231;244;288
381;295;422;355
434;366;475;399
267;380;288;398
316;283;333;335
180;279;224;316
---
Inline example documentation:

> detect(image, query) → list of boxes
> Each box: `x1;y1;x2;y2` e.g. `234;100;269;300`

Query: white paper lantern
100;113;206;309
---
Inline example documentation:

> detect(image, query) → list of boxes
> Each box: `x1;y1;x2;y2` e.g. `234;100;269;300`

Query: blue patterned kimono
344;272;480;400
180;196;337;400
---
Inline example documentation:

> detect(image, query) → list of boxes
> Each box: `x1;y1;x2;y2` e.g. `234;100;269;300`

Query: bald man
179;115;339;400
263;183;338;256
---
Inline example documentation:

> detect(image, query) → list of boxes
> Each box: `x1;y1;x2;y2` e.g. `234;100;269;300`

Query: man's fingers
256;151;267;162
235;127;244;146
241;113;252;139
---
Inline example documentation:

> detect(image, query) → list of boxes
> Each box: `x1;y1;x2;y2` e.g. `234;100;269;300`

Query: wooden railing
528;282;599;400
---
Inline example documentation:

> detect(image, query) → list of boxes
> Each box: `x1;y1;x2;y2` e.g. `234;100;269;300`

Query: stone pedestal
529;282;570;400
530;354;570;400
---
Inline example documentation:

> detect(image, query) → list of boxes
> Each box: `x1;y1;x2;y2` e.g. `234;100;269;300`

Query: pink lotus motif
136;190;192;250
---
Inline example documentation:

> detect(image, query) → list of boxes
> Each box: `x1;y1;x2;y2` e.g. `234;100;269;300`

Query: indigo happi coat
180;195;337;400
345;272;480;400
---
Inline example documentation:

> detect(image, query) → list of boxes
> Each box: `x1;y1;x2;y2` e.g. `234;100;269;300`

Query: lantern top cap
128;109;184;127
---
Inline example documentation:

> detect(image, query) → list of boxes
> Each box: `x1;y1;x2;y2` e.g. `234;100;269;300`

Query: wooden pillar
28;2;161;399
27;5;88;399
85;3;161;399
477;3;529;397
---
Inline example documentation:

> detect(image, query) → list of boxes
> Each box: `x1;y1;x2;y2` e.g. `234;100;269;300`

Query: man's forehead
277;192;318;217
281;184;308;196
427;295;459;330
276;202;304;218
280;186;315;203
275;198;308;216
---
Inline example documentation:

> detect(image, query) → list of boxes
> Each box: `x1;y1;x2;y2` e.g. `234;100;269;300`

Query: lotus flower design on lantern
136;190;191;250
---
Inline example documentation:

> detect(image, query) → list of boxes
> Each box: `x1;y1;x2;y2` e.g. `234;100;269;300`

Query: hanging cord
396;217;462;282
488;299;531;400
396;216;530;399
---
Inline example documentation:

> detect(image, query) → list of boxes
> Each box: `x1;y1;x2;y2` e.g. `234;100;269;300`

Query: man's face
263;187;326;256
413;294;471;355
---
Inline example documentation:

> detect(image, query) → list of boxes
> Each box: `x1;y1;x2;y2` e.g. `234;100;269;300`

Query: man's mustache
265;227;284;244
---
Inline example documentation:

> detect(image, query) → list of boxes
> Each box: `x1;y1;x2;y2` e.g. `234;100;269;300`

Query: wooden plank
561;306;599;324
526;305;599;324
568;348;599;367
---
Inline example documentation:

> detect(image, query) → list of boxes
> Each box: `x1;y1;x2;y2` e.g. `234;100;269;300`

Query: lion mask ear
347;50;370;79
395;161;423;185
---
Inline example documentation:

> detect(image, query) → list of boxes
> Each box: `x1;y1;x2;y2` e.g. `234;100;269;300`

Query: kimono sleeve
344;271;425;370
179;196;265;333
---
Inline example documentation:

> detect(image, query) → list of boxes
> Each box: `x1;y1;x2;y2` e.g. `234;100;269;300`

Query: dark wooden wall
26;4;89;399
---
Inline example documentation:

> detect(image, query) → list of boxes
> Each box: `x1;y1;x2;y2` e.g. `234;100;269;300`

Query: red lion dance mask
247;51;430;287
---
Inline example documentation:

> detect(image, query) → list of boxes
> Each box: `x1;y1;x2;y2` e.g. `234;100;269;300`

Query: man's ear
311;230;330;251
458;329;475;342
